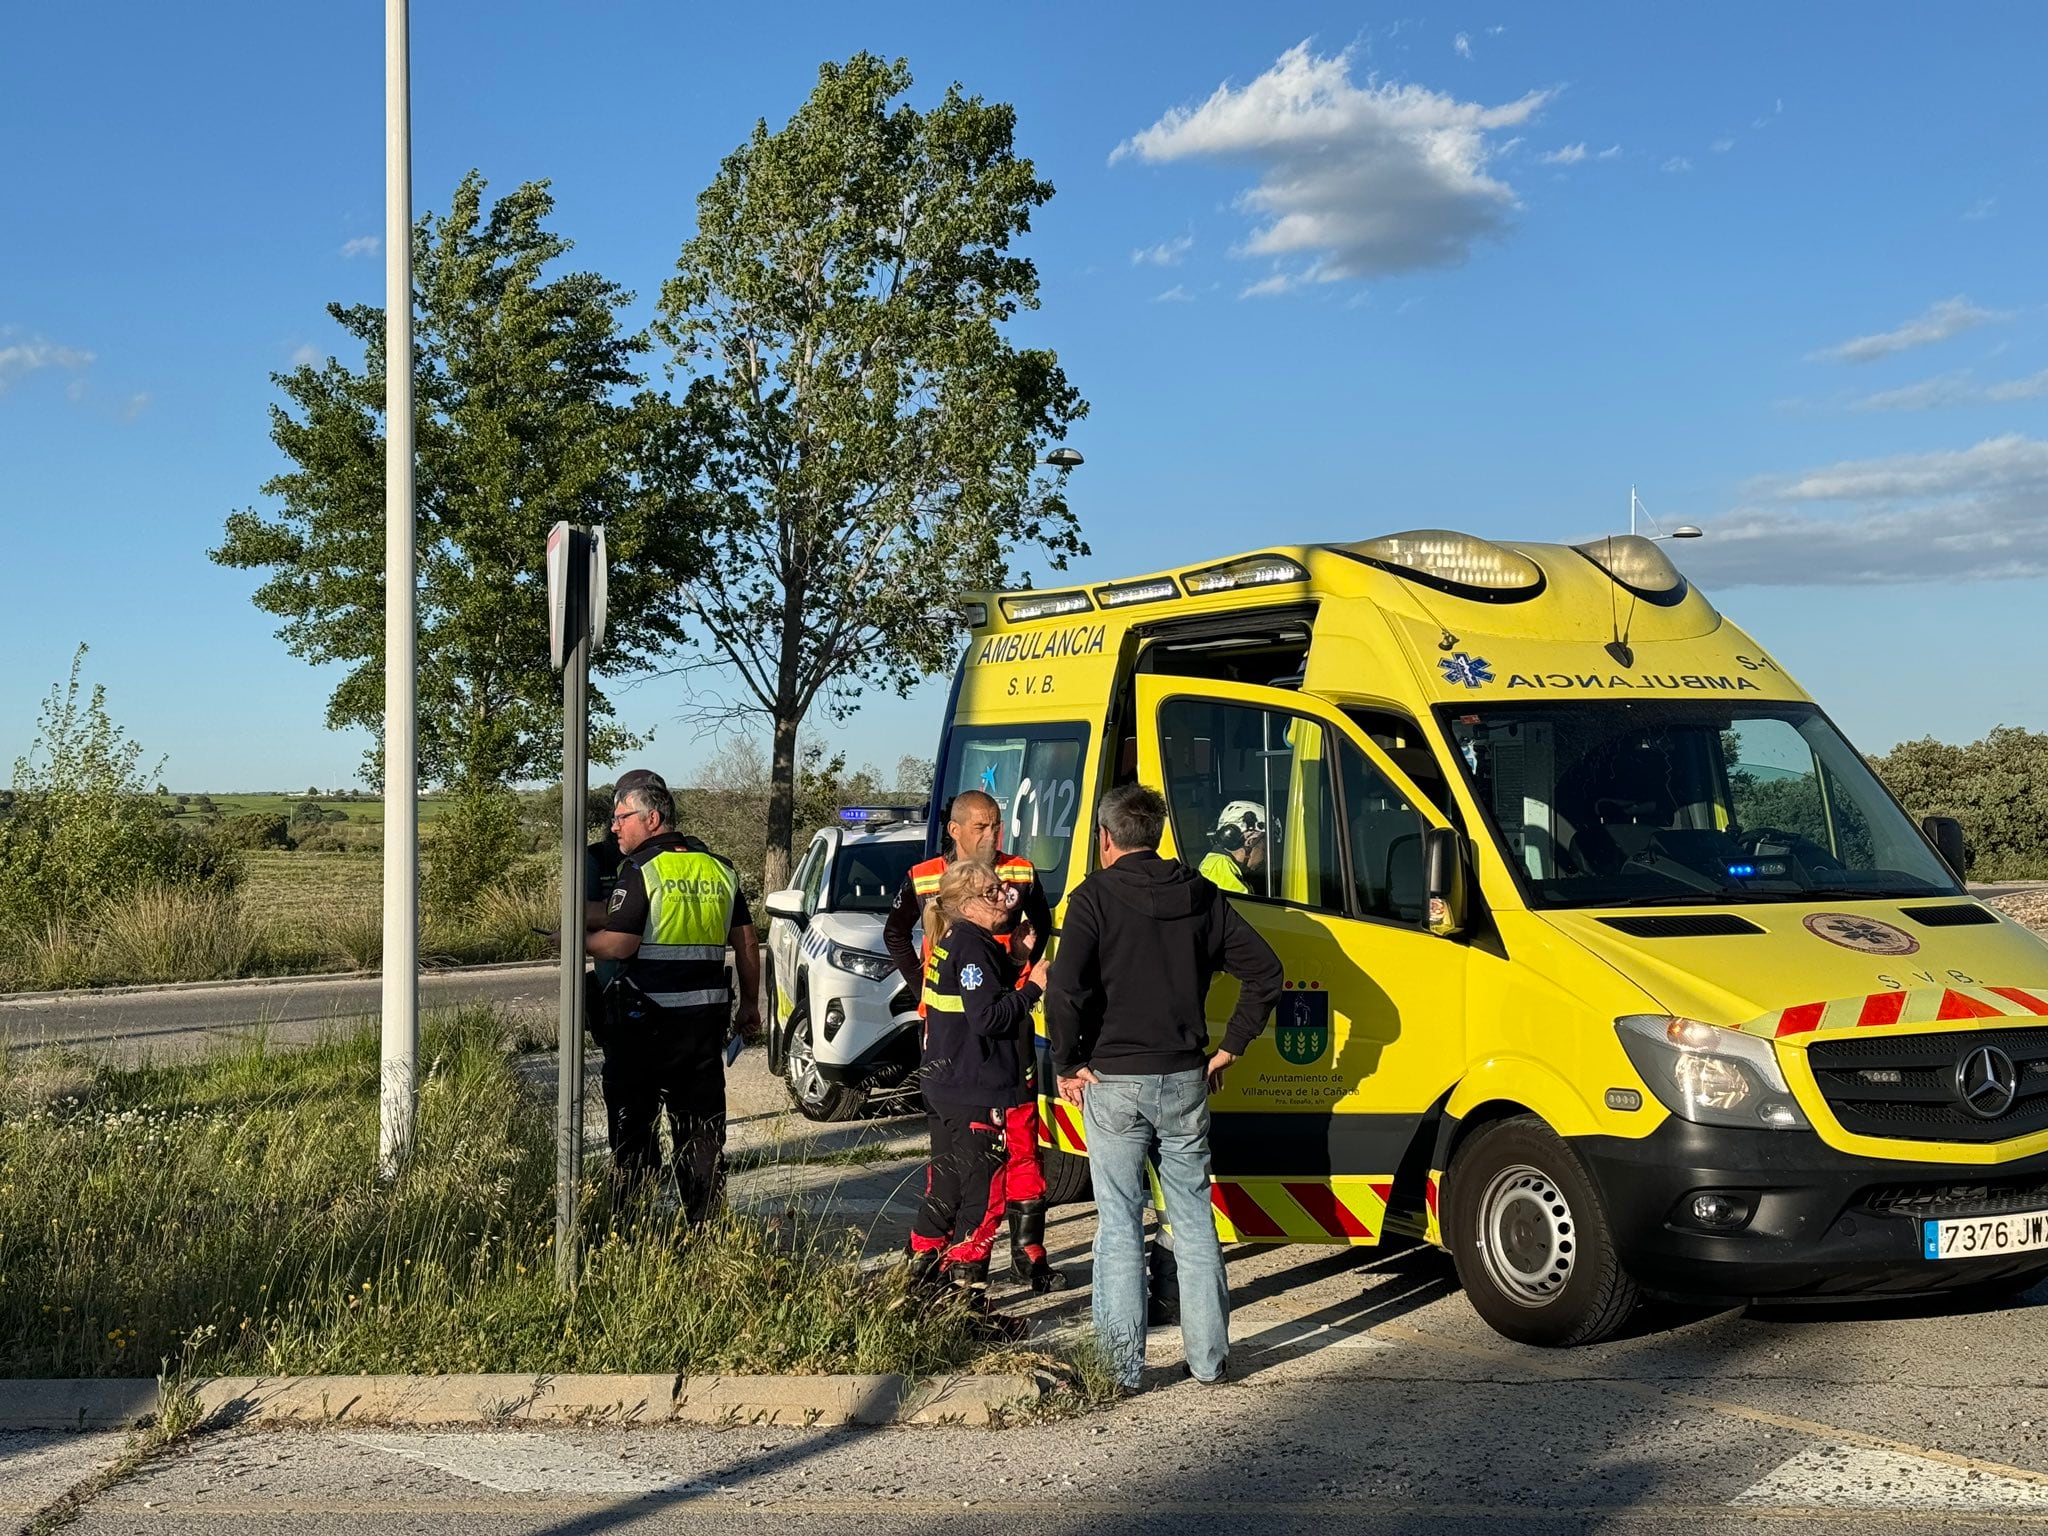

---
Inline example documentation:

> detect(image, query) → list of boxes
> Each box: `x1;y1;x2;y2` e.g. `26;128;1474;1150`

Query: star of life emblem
1438;652;1495;689
961;964;985;989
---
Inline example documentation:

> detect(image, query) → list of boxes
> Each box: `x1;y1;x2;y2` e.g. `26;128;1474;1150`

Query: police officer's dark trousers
602;1006;727;1224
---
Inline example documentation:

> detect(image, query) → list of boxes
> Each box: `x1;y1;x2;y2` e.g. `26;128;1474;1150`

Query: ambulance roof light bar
1094;576;1180;608
1183;554;1310;595
1573;533;1692;605
999;589;1094;622
1335;532;1540;598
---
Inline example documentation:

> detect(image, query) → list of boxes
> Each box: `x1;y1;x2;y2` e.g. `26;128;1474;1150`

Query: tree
894;754;934;797
213;171;707;791
655;54;1087;887
1873;727;2048;879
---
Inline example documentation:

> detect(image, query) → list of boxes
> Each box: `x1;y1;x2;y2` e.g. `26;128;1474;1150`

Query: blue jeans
1081;1069;1229;1385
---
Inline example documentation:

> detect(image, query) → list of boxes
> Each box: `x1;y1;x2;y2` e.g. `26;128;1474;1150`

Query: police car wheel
782;996;864;1123
1445;1115;1639;1347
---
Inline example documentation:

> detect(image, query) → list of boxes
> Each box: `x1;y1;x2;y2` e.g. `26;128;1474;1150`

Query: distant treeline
1871;727;2048;881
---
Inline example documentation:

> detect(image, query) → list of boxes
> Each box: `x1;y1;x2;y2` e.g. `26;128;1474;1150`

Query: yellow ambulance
927;530;2048;1345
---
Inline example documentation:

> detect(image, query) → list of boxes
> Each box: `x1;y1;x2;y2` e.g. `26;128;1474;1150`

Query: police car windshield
831;837;922;913
1441;701;1961;908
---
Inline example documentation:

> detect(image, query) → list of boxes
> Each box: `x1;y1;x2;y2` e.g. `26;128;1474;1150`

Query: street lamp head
1669;525;1704;539
1043;447;1084;471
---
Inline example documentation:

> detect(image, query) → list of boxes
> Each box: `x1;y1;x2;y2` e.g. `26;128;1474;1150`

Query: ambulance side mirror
764;889;808;926
1922;816;1970;882
1424;826;1468;938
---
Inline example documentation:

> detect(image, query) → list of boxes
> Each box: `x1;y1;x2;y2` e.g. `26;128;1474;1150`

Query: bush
1871;726;2048;880
219;812;295;850
423;783;525;917
0;648;242;932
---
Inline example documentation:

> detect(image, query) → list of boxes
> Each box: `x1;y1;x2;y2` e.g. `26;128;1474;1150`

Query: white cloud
1684;435;2048;587
1487;25;1506;35
121;392;151;421
1850;369;2048;412
291;343;322;368
340;235;381;259
1113;43;1553;285
1131;234;1194;267
1597;143;1622;160
1711;136;1735;153
1808;296;2009;364
1154;284;1195;303
1662;156;1692;173
0;333;95;389
1538;143;1587;165
1965;197;1998;222
1453;32;1473;59
1240;272;1300;299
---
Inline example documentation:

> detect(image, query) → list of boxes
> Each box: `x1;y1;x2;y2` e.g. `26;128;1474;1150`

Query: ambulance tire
1040;1142;1093;1207
1445;1116;1640;1347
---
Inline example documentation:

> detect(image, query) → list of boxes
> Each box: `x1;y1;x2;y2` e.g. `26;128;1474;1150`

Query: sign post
547;522;606;1283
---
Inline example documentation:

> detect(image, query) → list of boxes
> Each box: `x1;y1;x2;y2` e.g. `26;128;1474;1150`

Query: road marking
343;1432;693;1495
1373;1319;2048;1490
1736;1443;2048;1510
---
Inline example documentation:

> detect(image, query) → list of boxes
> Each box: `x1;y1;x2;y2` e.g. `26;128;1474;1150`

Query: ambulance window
1339;744;1427;925
1346;708;1452;818
1156;698;1346;913
938;723;1091;903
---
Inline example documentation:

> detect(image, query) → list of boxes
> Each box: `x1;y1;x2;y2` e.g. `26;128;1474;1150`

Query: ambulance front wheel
1445;1116;1640;1347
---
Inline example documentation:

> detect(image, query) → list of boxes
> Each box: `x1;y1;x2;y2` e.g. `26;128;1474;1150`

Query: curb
0;1372;1041;1432
0;961;554;1007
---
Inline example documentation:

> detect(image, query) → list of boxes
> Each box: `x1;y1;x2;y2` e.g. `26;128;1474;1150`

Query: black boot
1007;1198;1072;1293
904;1243;946;1296
1147;1234;1180;1326
951;1256;1030;1341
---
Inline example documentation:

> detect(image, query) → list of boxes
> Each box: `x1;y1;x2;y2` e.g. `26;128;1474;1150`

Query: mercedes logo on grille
1954;1044;2021;1120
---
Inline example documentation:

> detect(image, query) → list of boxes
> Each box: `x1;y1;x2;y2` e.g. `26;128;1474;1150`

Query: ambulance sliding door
1134;676;1469;1245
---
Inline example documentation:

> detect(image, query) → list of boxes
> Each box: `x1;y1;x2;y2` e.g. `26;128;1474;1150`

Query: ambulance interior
1443;700;1959;909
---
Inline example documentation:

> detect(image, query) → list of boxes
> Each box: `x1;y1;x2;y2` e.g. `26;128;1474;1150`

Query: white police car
761;808;927;1121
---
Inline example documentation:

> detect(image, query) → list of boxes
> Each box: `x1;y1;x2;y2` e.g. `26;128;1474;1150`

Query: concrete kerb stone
0;1372;1043;1431
0;960;553;1007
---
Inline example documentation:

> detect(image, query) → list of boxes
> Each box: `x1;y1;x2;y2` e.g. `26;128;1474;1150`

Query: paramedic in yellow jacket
589;781;762;1220
1198;800;1267;897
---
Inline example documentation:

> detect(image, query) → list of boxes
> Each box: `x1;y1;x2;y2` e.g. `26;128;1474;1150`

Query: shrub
1871;726;2048;880
219;813;294;850
0;648;242;932
423;783;525;917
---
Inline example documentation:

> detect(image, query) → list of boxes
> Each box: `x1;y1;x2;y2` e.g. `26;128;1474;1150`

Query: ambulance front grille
1859;1174;2048;1219
1807;1027;2048;1144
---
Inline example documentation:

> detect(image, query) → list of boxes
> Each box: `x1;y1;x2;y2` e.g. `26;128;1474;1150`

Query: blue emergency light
838;804;929;827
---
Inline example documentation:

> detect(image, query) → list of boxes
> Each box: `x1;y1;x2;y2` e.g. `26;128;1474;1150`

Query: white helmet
1215;800;1266;838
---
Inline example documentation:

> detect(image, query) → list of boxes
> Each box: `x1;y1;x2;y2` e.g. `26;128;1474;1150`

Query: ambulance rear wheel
1445;1116;1639;1347
1040;1142;1092;1207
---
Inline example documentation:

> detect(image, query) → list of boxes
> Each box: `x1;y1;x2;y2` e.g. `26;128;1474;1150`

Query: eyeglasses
610;809;649;826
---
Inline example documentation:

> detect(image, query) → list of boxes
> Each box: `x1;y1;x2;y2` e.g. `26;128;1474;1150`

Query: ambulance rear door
1135;675;1469;1244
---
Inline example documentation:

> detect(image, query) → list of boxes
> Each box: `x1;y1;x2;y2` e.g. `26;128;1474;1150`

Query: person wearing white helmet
1199;800;1266;895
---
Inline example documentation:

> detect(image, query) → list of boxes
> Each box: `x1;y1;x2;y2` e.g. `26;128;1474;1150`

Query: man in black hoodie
1045;783;1283;1389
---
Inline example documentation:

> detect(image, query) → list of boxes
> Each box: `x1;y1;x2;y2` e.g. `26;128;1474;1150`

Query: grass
0;1006;987;1381
161;793;456;828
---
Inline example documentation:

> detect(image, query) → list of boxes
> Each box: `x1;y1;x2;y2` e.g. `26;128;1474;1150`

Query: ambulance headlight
825;941;896;982
1614;1015;1809;1130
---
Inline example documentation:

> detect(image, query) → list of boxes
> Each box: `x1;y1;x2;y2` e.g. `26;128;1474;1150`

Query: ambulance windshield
1442;701;1960;908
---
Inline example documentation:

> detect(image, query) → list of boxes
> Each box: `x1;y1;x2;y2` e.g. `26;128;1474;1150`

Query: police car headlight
1614;1015;1809;1131
824;941;895;982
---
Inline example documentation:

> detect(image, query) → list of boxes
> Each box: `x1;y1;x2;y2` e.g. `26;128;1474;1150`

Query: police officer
884;789;1069;1292
1199;800;1267;896
587;780;762;1221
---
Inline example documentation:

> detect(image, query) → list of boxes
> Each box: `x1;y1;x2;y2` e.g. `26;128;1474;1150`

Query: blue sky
4;3;2045;792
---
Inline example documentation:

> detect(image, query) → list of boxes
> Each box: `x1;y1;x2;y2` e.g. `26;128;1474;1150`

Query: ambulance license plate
1922;1210;2048;1260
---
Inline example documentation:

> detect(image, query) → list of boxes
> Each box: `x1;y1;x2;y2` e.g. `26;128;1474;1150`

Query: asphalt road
0;964;559;1064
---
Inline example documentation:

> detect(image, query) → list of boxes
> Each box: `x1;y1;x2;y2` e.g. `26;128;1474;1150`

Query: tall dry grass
0;1007;983;1379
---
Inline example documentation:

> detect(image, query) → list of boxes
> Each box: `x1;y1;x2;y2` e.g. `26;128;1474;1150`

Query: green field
164;793;456;827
